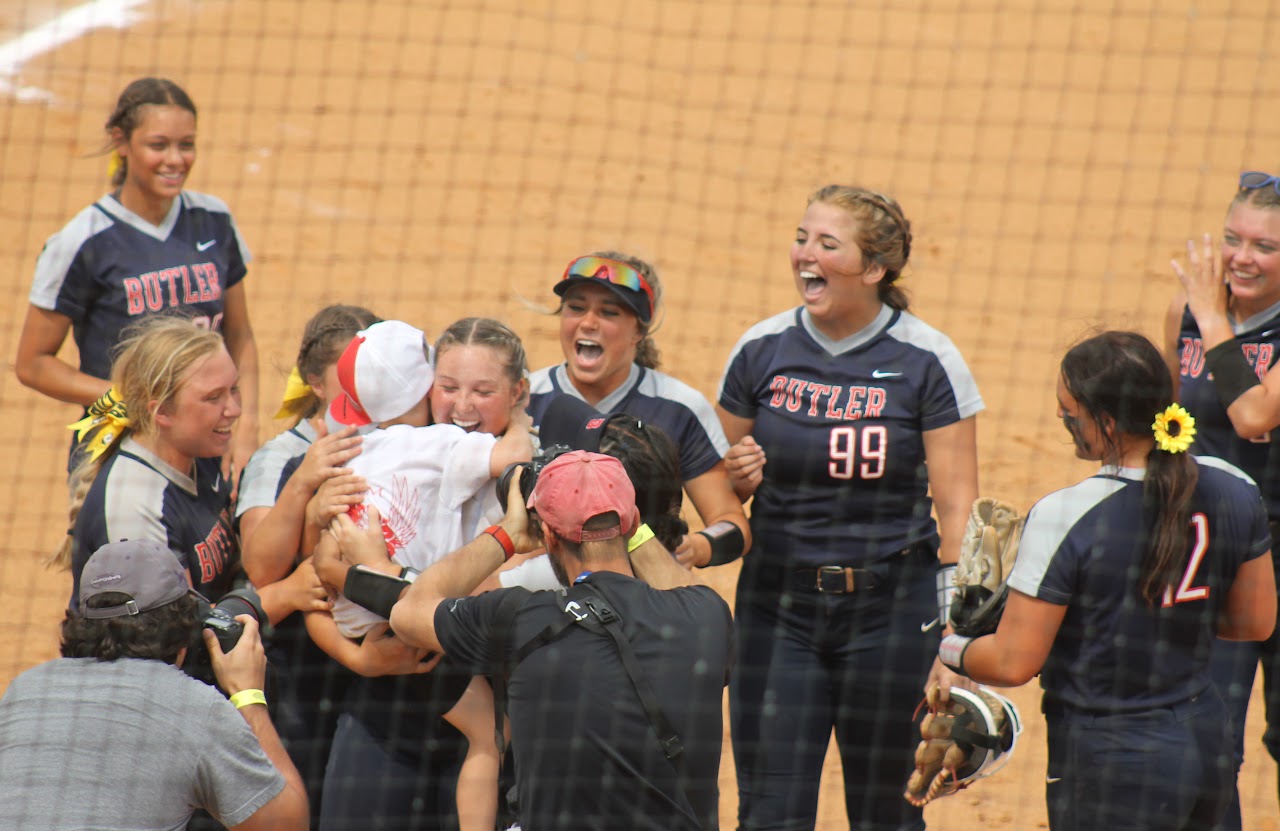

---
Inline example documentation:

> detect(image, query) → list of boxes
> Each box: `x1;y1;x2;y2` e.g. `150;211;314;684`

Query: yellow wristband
230;689;267;710
626;523;655;553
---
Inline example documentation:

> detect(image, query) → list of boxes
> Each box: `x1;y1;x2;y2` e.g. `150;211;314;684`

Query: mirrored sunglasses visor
560;256;656;310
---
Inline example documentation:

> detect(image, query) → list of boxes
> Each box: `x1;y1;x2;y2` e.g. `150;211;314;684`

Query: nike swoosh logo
196;239;216;251
872;370;902;378
1046;777;1062;784
211;472;221;491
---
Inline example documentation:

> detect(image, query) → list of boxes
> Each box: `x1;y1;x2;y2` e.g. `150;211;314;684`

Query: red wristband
484;525;515;561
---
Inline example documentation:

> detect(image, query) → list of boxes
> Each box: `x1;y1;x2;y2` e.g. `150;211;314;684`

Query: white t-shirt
332;423;502;638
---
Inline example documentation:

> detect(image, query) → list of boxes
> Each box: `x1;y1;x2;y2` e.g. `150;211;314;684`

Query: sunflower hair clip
1152;404;1196;454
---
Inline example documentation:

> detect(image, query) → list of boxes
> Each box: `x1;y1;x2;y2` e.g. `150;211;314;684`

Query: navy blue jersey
1008;458;1270;713
236;420;317;519
718;305;983;565
1177;303;1280;518
528;363;729;481
29;191;251;380
70;437;239;605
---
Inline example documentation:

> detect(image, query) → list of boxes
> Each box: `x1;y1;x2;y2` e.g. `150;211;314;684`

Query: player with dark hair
494;393;689;590
527;251;750;569
939;330;1276;831
0;539;307;830
235;303;381;828
1167;171;1280;827
717;184;982;830
16;77;261;474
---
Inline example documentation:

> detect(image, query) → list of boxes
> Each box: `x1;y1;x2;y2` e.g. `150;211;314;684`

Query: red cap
527;450;640;543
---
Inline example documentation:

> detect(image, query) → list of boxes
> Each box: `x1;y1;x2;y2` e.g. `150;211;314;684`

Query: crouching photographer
0;540;309;831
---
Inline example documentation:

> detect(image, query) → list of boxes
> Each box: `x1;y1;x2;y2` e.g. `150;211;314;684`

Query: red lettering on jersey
124;278;145;314
193;263;214;301
768;376;788;408
140;272;164;311
805;382;833;416
194;522;236;586
844;386;866;420
176;265;197;303
825;386;845;419
865;387;886;418
206;264;222;300
1256;344;1273;379
1179;337;1204;377
784;377;805;412
156;268;178;306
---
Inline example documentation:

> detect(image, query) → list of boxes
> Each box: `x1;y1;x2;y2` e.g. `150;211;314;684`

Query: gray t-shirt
0;657;284;830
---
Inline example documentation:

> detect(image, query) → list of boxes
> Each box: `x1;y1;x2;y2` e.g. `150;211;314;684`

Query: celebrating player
527;251;750;569
15;77;260;474
316;317;533;831
236;303;381;825
57;317;306;629
939;331;1276;831
1166;170;1280;827
717;184;982;830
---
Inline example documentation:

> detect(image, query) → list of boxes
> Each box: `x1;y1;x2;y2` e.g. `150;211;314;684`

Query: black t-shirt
435;572;734;831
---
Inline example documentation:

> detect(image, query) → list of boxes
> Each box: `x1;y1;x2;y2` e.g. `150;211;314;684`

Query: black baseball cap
538;394;622;452
79;539;192;618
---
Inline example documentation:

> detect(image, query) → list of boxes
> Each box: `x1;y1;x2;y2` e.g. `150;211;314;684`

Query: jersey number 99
828;425;887;480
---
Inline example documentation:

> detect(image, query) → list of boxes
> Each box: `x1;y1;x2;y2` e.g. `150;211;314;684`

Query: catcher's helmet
906;686;1023;805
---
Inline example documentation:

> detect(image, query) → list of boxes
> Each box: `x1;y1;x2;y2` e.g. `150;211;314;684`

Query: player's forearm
15;353;110;408
241;495;308;586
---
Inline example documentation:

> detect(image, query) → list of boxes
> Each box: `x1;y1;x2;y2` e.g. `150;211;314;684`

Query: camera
497;444;572;512
183;586;267;687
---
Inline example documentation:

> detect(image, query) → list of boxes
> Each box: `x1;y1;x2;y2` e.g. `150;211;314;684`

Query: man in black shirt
386;450;734;831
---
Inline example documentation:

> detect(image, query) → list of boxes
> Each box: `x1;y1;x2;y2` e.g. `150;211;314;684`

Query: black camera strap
487;581;685;770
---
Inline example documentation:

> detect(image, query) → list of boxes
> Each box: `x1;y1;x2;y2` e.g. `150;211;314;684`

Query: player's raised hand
724;435;766;501
293;421;363;493
305;472;367;530
1171;232;1230;335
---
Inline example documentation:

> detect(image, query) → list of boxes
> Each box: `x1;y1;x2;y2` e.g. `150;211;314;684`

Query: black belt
791;565;880;594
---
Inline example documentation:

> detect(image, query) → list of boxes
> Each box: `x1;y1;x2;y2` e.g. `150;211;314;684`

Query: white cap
327;320;433;428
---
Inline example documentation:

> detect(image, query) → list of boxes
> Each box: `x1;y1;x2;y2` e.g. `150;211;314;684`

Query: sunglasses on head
559;256;656;313
1239;171;1280;196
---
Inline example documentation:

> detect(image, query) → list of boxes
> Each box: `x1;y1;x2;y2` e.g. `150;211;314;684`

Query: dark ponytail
1060;331;1199;605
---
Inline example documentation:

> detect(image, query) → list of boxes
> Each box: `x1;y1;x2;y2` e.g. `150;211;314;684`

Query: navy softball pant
1043;690;1233;831
730;550;938;831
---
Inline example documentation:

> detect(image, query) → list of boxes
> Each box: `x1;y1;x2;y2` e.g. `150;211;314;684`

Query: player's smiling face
1222;201;1280;315
153;348;241;468
791;201;886;339
430;343;524;435
559;282;643;404
116;104;196;216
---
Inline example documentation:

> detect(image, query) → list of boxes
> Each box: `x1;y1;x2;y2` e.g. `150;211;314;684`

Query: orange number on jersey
1161;512;1211;607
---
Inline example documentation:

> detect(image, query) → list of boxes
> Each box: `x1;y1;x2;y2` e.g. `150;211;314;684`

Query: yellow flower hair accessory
1152;404;1196;454
107;152;123;182
68;387;131;462
273;366;314;420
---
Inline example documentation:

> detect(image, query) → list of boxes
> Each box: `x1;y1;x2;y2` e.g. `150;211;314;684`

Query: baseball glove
948;497;1024;637
904;685;1021;807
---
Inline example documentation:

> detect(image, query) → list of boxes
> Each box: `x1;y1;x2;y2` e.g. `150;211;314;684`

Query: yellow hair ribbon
106;152;123;182
273;366;314;420
68;387;131;462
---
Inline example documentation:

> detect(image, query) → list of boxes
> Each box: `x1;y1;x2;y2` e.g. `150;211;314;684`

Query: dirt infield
2;0;1279;828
